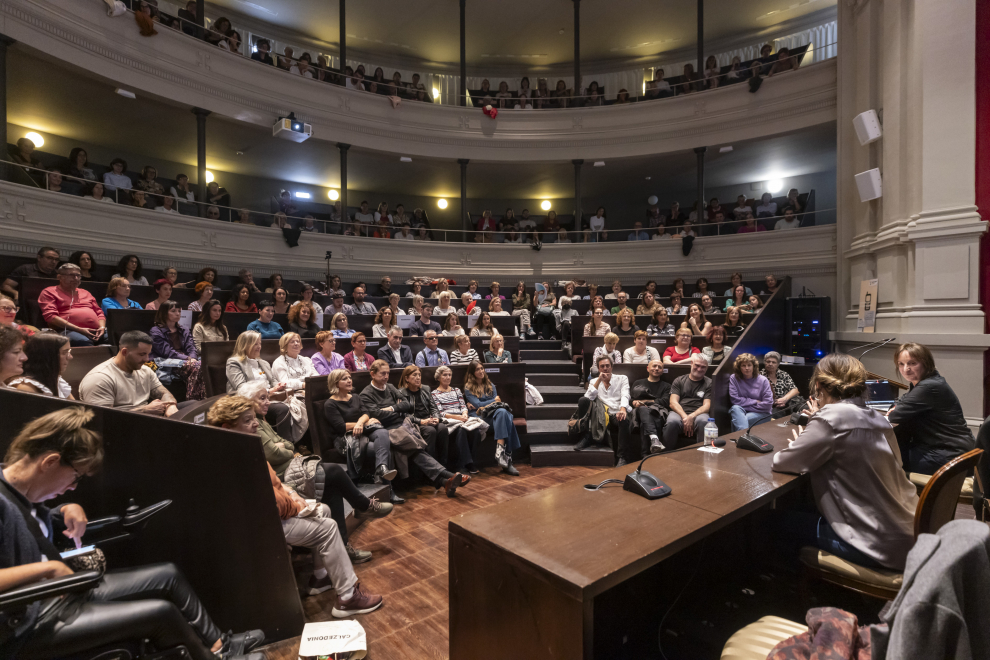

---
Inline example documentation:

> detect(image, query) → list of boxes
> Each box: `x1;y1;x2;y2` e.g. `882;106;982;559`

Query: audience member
732;194;751;221
723;306;746;337
761;274;781;295
83;181;115;204
144;279;173;311
430;366;484;474
0;295;36;338
663;328;700;364
755;192;777;218
610;292;631;315
631;359;671;455
10;136;41;169
775;207;801;230
699;294;716;314
627;221;650;241
584;308;611;337
150;300;203;399
433;291;456;318
398;365;452;467
663;353;712;446
613;309;639;337
287;302;319;338
325;292;347;319
271;332;318;397
377;326;414;368
760;351;799;410
441;313;464;337
636;292;662;316
134;166;165;199
414;330;450;367
0;325;27;385
724;284;748;311
344;287;376;315
269;288;290;315
224;330;297;439
192;299;228;352
97;278;139;315
450;334;479;365
723;272;753;297
698;325;727;366
573;354;634;463
79;330;181;415
2;246;59;301
312;332;345;375
727;353;772;431
668;293;685;315
38;264;108;346
488;298;509;317
470;312;495;337
409;303;441;336
681;303;713;338
321;368;397;486
343;332;372;372
623;330;661;364
532;289;557;340
464;360;520;475
225;283;258;313
604;281;623;300
647;308;675;336
372;307;397;338
6;333;73;398
741;294;764;314
250;38;274;65
484;333;511;363
245;301;283;339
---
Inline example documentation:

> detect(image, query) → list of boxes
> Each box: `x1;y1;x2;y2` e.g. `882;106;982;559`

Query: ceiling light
115;88;136;99
328;190;339;201
24;132;44;148
437;199;448;209
593;161;605;167
719;146;733;153
645;176;652;180
541;200;551;211
205;170;214;183
400;157;412;163
767;179;784;193
295;191;311;199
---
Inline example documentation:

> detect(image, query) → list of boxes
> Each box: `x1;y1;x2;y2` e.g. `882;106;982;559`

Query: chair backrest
62;345;114;398
915;448;984;537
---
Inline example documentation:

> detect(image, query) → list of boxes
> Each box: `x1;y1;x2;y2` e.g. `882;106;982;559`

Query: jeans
774;510;888;570
511;308;531;331
62;329;111;347
20;563;221;660
321;462;371;545
662;412;702;449
895;427;965;475
281;504;358;598
533;313;556;339
729;405;771;432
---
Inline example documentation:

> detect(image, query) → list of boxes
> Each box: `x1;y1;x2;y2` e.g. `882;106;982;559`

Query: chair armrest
85;515;122;533
0;570;102;613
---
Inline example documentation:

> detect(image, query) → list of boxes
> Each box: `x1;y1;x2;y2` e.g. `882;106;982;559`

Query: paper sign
366;341;380;347
193;413;206;425
485;367;500;373
397;314;415;328
698;446;723;454
466;315;479;328
651;339;667;344
482;340;490;345
179;310;193;330
857;279;878;333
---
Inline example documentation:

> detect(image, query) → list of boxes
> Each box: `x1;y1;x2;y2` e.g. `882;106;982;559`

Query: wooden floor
259;463;603;660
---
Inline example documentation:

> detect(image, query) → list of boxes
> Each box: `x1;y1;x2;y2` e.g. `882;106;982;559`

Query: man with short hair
415;331;450;367
2;246;59;300
238;269;261;293
344;287;376;315
631;359;672;455
324;292;347;316
251;38;274;65
627;221;650;241
702;211;730;237
663;353;712;447
80;330;181;416
574;355;634;465
394;224;415;241
604;280;623;300
38;264;108;346
377;327;414;368
378;276;392;297
610;292;630;316
177;0;199;36
775;208;801;230
517;208;535;231
408;304;441;337
354;201;375;228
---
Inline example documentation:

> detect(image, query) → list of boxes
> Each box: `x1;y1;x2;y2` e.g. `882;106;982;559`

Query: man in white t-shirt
79;330;179;416
517;209;536;231
775;208;801;230
732;194;751;221
354;200;375;228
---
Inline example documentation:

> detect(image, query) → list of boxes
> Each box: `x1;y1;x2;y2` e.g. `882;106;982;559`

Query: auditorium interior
0;0;988;658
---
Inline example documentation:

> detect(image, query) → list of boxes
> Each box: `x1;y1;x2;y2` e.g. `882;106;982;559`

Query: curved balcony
2;0;837;162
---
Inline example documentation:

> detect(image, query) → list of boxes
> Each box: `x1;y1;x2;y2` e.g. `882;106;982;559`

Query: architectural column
696;0;704;75
459;159;469;241
192;107;210;217
338;143;350;221
339;0;346;75
195;0;205;28
572;0;581;99
459;0;466;107
694;147;706;221
572;159;584;231
0;35;14;183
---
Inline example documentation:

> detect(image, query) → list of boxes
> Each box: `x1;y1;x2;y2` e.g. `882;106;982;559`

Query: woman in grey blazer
225;331;294;440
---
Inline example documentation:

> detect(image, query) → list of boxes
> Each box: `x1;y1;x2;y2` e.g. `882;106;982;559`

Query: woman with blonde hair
272;332;319;395
330;312;354;338
464;360;520;476
484;333;512;363
287;301;319;338
407;294;425;317
488;297;509;316
430;279;451;300
450;334;479;364
323;368;397;484
590;332;621;380
225;330;298;439
372;306;397;338
727;352;772;431
433;291;456;317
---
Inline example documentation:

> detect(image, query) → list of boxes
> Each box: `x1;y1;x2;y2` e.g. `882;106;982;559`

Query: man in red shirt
38;263;108;346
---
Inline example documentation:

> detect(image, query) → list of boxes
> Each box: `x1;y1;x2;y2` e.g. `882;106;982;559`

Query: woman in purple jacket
150;300;204;399
728;352;773;431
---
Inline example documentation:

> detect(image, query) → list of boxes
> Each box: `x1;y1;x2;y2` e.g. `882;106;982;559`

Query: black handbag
480;401;512;417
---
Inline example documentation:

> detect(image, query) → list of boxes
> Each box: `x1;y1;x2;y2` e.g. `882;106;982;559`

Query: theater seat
720;616;806;660
909;472;974;504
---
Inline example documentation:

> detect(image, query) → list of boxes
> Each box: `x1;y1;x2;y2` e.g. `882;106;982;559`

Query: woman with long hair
7;333;73;398
723;306;746;337
647;308;675;336
694;277;710;298
470;312;496;337
532;287;557;340
741;294;763;314
464;360;520;476
327;274;345;298
432;365;484;474
398;365;454;471
151;300;204;399
700;294;716;314
272;288;291;315
681;303;713;339
192;299;228;352
225;283;257;313
145;279;173;311
225;330;297;439
441;313;464;337
584;307;611;337
287;302;319;338
115;254;148;286
101;277;142;313
511;281;534;337
636;292;662;316
68;251;96;281
372;307;396;338
724;284;748;311
407;295;425;318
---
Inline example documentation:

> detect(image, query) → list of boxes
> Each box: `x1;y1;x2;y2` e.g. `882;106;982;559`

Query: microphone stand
622;453;672;500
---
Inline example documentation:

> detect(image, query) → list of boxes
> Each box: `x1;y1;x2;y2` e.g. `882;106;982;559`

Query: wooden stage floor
259;464;603;660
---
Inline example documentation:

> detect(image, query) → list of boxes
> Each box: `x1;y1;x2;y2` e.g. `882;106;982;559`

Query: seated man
414;330;450;367
631;359;672;455
408;303;441;337
1;246;59;301
610;291;631;316
207;396;385;612
38;263;109;346
79;330;182;417
627;222;650;241
574;355;635;466
238;268;261;293
663;353;712;448
0;407;264;660
377;326;414;368
344;286;377;315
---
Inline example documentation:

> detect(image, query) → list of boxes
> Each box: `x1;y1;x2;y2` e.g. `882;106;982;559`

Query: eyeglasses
0;306;17;314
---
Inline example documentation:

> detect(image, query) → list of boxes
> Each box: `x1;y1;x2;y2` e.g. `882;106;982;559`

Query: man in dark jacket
631;359;672;456
376;327;414;368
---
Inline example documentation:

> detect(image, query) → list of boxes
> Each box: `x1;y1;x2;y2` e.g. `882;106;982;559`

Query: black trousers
449;425;485;471
634;406;666;456
321;462;371;545
576;396;635;462
419;423;450;467
533;313;556;339
267;401;293;442
20;562;220;660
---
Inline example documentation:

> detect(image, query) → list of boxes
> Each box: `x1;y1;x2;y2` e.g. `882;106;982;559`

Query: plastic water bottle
704;418;719;447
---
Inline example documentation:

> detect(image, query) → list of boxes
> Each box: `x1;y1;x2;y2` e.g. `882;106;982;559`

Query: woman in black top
888;342;975;474
397;365;450;468
287;301;319;338
613;309;639;337
323;369;396;485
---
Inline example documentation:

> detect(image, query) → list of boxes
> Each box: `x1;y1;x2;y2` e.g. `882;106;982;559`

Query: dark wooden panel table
448;419;805;660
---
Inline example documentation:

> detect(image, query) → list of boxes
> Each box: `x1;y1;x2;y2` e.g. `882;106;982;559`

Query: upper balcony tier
2;0;837;162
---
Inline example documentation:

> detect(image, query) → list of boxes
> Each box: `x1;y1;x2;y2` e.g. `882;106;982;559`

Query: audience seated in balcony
134;166;165;199
627;221;649;241
775;207;801;230
6;333;73;398
144;279;173;311
192;299;228;352
83;181;114;203
250;38;274;65
311;331;346;374
290;52;315;78
80;330;181;415
66;147;95;181
723;306;746;337
247;301;284;339
9;136;41;170
38;264;108;347
155;194;179;213
45;170;72;195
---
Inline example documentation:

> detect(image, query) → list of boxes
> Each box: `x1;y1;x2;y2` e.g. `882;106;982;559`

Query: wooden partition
0;389;305;643
105;309;158;346
62;345;114;397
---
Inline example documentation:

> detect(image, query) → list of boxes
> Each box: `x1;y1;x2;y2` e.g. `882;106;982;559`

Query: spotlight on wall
853;109;882;146
438;199;448;209
24;132;44;148
328;190;339;201
295;191;311;199
204;170;214;183
855;168;883;202
541;200;551;211
767;179;783;193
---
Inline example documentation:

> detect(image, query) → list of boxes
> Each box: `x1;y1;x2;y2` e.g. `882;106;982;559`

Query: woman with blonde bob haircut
272;332;319;395
772;353;919;571
225;330;296;440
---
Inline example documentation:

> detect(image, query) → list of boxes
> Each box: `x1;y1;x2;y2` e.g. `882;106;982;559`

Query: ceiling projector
273;113;312;143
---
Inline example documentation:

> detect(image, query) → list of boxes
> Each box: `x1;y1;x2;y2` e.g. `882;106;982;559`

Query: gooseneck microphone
622;453;672;500
735;421;773;453
850;337;897;361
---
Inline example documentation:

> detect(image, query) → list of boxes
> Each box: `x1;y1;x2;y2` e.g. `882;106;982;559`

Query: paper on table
698;446;723;454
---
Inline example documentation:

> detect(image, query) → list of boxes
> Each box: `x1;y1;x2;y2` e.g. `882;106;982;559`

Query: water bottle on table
704;418;719;447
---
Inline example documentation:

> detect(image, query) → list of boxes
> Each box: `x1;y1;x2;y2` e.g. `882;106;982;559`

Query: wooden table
448;420;805;660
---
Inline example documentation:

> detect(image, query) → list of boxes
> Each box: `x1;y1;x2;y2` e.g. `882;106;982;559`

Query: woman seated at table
772;353;919;571
144;279;173;311
464;360;520;476
150;300;204;400
272;332;319;401
701;325;729;367
622;330;660;364
312;330;346;375
761;351;799;412
450;334;479;364
192;299;228;353
441;313;464;337
723;306;746;337
680;303;713;339
288;301;319;338
272;288;292;315
484;333;512;363
470;312;496;337
372;307;398;338
432;366;485;475
887;342;976;474
613;309;639;337
330;312;355;338
343;332;372;372
225;283;258;313
6;333;73;398
646;308;675;336
724;285;748;312
187;281;214;313
101;277;142;313
727;353;772;431
225;330;299;441
663;328;700;364
247;301;285;340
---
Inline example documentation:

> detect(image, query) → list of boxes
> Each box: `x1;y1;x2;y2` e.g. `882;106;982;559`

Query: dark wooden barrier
63;345;114;398
0;389;305;643
105;309;158;346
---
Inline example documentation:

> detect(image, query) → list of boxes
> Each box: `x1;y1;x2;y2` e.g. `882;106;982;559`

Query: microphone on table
735;419;773;453
623;453;672;500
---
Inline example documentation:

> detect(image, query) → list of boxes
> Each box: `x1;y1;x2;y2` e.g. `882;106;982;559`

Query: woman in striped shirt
431;365;484;474
450;334;480;365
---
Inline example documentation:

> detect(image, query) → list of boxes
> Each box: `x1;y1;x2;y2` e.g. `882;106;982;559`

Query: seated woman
441;313;464;337
699;293;717;315
225;330;296;441
663;328;700;364
773;353;919;571
406;281;423;299
636;292;663;316
470;312;496;337
647;308;675;336
327;275;346;298
265;273;283;293
485;281;506;301
450;334;479;364
343;332;372;372
272;288;291;315
727;353;772;431
67;251;96;282
290;284;316;309
433;291;457;318
431;365;485;475
887;342;976;474
398;365;451;468
330;312;354;339
723;306;746;337
246;301;284;340
741;294;763;314
460;292;480;316
584;308;611;337
590;296;611;317
406;294;425;318
387;293;403;319
701;325;729;367
590;332;621;380
667;292;685;316
484;333;512;363
7;333;73;398
760;351;799;412
187;281;214;313
372;307;398;338
287;301;319;339
192;299;229;353
225;283;258;314
532;288;557;340
622;330;660;364
0;296;36;338
150;300;204;400
0;325;27;384
488;298;509;317
724;285;748;311
694;277;711;299
680;303;713;339
101;277;142;313
431;279;451;300
613;309;639;337
272;333;318;404
0;408;265;660
145;279;173;311
464;360;521;476
194;267;218;288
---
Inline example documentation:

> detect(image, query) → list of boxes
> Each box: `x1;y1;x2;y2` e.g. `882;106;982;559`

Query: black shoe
649;435;665;454
503;461;520;476
375;464;397;483
616;458;629;467
574;434;595;451
464;463;480;474
221;629;265;657
444;472;471;497
389;492;406;504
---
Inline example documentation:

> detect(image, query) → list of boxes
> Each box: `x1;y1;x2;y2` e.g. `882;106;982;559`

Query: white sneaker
495;443;509;469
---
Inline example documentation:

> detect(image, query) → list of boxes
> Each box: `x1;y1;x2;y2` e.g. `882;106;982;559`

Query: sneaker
503;461;520;476
374;465;397;483
444;472;471;497
354;497;393;520
649;436;665;454
495;443;509;469
332;582;384;617
573;434;595;451
307;573;335;595
346;543;373;565
465;463;480;474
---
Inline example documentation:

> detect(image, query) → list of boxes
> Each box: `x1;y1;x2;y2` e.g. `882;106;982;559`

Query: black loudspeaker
787;296;830;361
